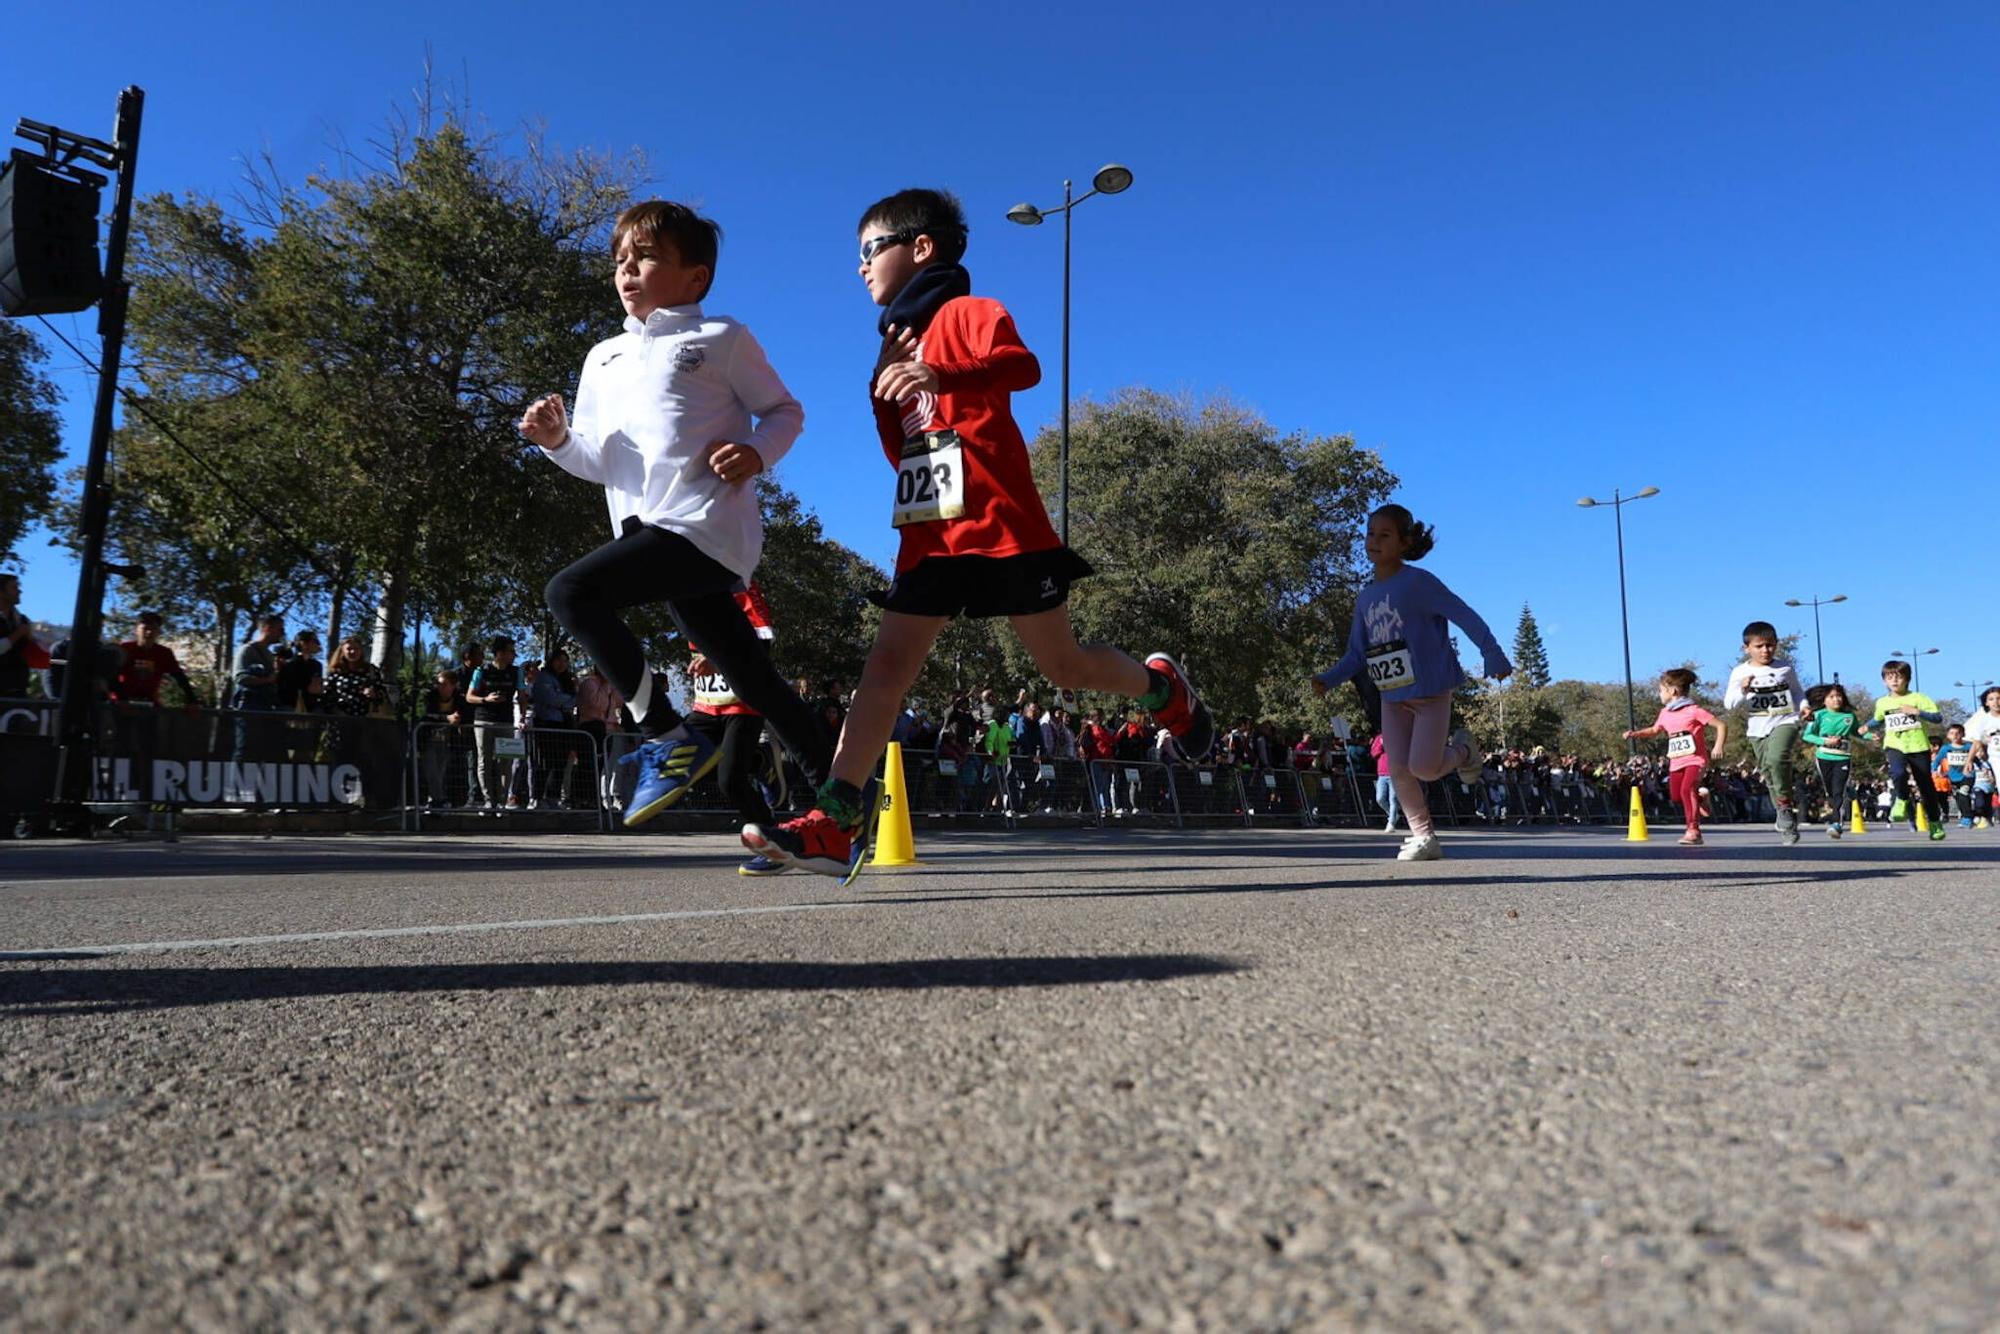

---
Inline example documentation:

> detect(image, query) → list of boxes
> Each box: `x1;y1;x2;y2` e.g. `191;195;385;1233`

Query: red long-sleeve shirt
871;296;1061;572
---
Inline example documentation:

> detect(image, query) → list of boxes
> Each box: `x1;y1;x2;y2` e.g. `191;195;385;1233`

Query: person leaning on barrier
275;630;324;712
465;636;521;813
229;614;285;764
420;668;466;809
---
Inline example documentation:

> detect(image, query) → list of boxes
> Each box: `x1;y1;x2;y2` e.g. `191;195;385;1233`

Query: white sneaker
1396;835;1444;861
1451;729;1482;785
1383;818;1397;832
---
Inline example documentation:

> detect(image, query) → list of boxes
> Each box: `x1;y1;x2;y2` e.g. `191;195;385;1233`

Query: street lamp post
1953;680;1993;714
1007;163;1133;548
1890;647;1939;692
1782;593;1848;684
1577;486;1661;753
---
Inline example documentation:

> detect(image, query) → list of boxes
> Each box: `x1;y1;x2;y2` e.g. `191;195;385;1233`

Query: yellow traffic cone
1914;800;1930;835
868;741;921;868
1626;786;1650;842
1849;799;1867;835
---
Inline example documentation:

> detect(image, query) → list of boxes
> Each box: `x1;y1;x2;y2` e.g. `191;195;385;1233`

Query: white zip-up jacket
541;304;804;579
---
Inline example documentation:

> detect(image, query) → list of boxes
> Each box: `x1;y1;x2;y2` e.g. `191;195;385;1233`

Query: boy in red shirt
683;582;791;876
112;611;199;705
1624;667;1728;846
746;188;1213;878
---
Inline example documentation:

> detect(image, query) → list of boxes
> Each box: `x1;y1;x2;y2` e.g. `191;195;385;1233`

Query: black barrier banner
0;699;406;810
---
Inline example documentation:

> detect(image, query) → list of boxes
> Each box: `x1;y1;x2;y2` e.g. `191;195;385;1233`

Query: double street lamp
1007;162;1134;547
1783;593;1847;684
1890;647;1939;692
1577;486;1661;751
1953;680;1994;712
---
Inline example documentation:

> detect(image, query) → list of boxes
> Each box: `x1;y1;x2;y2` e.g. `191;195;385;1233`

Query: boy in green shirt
1858;660;1946;839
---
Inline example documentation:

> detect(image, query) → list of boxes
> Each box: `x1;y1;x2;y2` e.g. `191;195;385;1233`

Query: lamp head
1092;163;1134;195
1576;498;1597;508
1634;485;1661;499
1006;203;1043;226
1784;600;1802;607
1829;594;1847;604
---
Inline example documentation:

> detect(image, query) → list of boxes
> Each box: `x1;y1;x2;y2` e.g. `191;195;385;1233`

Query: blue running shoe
623;725;722;828
737;853;788;876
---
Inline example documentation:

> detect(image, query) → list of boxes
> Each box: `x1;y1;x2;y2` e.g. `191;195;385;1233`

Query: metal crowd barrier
412;722;604;828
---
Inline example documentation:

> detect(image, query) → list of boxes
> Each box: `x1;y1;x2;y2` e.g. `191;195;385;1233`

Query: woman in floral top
322;635;387;718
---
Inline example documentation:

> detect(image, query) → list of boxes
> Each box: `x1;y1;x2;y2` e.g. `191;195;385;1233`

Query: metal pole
1614;488;1636;752
1811;600;1825;684
52;86;144;812
1059;178;1072;549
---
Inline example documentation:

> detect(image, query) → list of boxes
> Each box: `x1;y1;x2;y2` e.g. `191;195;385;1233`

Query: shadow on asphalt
0;953;1246;1014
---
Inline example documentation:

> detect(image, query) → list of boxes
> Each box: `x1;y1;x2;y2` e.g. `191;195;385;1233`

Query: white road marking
0;900;872;960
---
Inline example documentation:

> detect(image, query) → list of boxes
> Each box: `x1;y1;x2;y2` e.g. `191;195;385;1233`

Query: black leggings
1815;756;1850;822
545;524;829;790
1884;749;1944;828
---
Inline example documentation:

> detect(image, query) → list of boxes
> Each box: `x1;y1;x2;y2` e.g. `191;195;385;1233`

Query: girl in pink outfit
1624;667;1728;846
1368;732;1402;831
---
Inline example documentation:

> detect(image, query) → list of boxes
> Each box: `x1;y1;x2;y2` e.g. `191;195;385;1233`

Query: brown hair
1661;667;1698;695
1370;504;1436;560
857;188;969;264
612;201;721;300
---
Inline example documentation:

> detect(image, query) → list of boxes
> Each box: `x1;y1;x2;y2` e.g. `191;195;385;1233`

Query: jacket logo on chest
673;344;707;373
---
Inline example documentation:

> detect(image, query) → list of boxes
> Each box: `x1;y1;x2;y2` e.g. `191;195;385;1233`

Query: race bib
1747;689;1793;716
1666;732;1697;759
692;669;738;710
1885;711;1920;735
937;760;958;776
1821;733;1848;752
1947;752;1970;774
1366;639;1416;692
891;431;966;527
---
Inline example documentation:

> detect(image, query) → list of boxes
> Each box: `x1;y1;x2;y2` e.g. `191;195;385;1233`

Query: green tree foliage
0;321;64;564
1512;604;1552;688
1023;389;1396;733
118;105;640;676
751;478;883;692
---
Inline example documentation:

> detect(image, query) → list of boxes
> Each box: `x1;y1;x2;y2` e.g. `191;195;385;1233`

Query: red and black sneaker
1145;652;1214;761
742;808;855;879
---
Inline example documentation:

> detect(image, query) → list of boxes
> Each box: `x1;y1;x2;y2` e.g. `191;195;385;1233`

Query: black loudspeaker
0;150;103;317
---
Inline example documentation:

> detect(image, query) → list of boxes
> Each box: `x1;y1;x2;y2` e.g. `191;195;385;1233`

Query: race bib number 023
1666;732;1697;759
892;431;966;527
1366;640;1416;692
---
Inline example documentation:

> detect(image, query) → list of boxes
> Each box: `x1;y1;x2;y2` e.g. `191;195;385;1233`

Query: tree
1512;604;1551;688
0;321;64;565
118;97;642;685
1025;389;1397;734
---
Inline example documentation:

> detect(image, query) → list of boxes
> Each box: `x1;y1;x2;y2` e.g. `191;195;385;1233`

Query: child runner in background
519;201;834;829
1933;723;1978;829
744;188;1213;879
1967;687;2000;829
1802;681;1862;838
1857;659;1947;840
1311;504;1511;861
683;582;793;874
1722;621;1809;845
1624;668;1727;846
1369;731;1403;832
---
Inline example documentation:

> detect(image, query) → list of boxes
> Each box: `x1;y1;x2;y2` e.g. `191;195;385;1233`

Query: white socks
628;666;656;727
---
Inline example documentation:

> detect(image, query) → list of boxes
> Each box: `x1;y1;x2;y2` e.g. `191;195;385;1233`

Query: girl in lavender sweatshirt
1312;505;1513;861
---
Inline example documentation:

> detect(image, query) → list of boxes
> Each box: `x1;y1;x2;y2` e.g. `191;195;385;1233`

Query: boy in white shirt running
519;201;832;828
1722;620;1809;845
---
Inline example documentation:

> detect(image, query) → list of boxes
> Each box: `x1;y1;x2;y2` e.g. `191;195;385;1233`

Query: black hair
1880;659;1911;681
1810;682;1853;714
613;201;722;300
1741;621;1778;643
489;634;515;655
1370;504;1436;560
857;188;969;264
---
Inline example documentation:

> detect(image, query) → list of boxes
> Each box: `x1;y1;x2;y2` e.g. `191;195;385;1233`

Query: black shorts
867;548;1095;619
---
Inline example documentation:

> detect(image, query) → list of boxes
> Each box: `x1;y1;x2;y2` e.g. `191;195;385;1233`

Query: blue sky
9;1;1998;703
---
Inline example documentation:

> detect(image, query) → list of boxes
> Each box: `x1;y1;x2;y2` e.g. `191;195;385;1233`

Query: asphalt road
2;823;1996;1330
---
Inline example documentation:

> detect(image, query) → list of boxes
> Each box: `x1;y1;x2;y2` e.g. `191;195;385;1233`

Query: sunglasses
859;232;913;264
